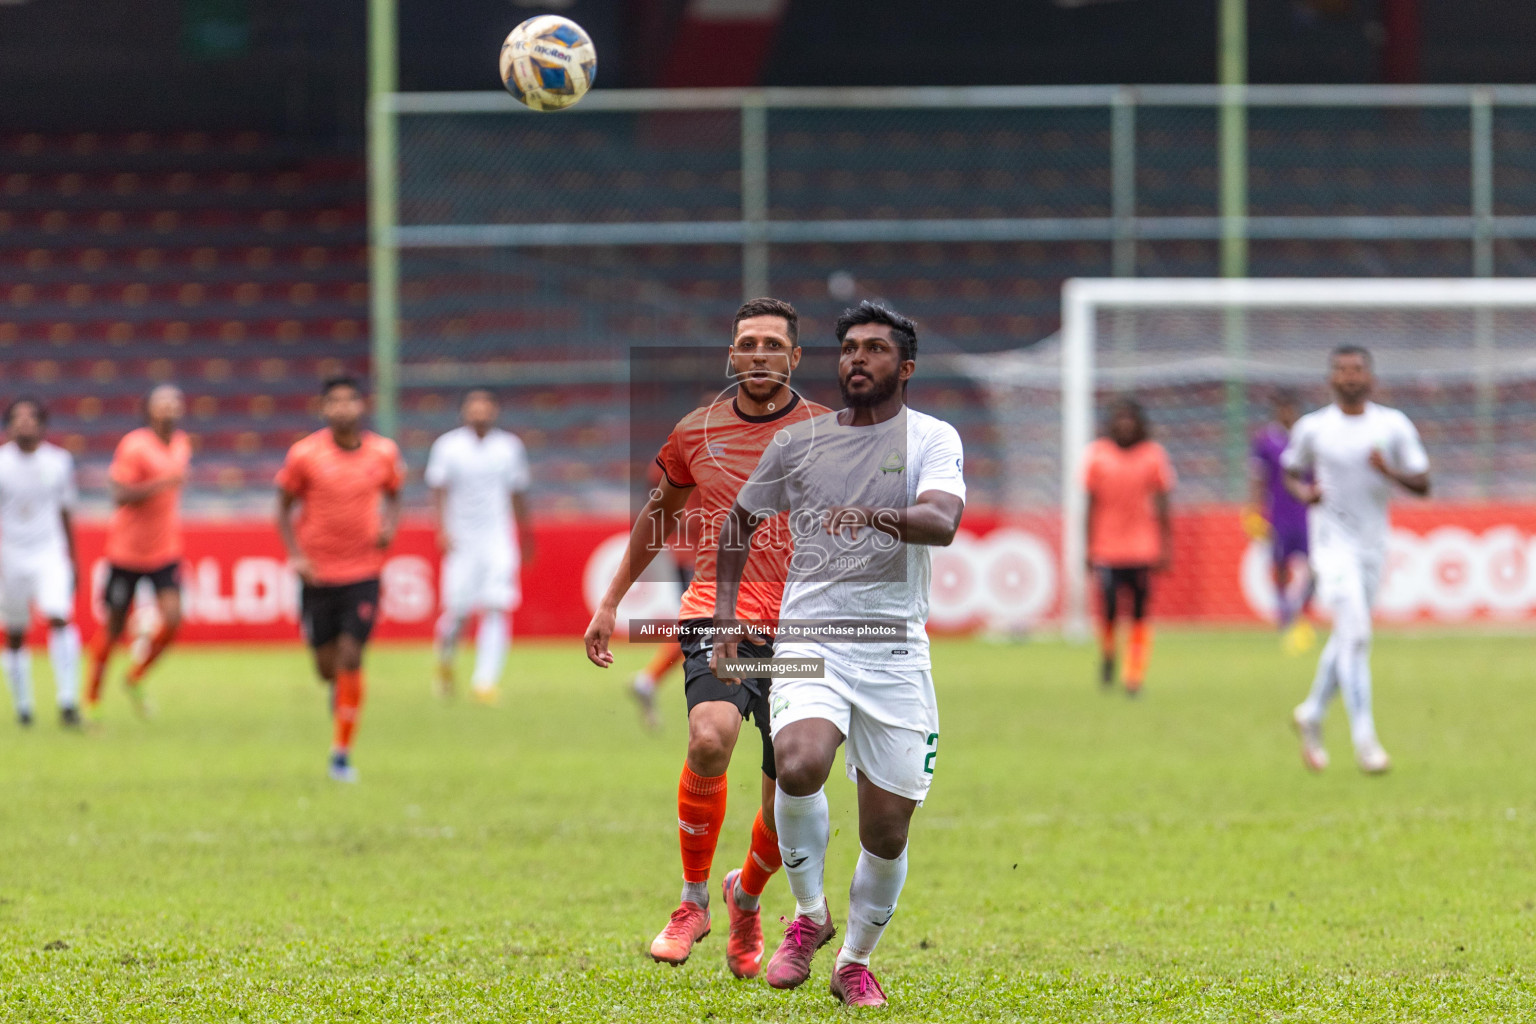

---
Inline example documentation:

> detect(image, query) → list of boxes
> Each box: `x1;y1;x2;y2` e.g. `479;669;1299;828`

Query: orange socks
1126;622;1152;687
643;643;685;685
127;624;175;685
677;764;728;884
737;807;782;898
85;631;112;705
332;668;365;753
1098;620;1117;660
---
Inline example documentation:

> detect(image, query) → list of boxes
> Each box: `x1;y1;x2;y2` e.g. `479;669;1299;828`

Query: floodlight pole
1219;0;1249;497
368;0;401;439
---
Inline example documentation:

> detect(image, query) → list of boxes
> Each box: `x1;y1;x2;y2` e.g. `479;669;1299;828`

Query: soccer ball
499;15;597;112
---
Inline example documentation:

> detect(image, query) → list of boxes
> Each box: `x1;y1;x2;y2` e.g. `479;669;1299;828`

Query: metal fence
371;84;1536;511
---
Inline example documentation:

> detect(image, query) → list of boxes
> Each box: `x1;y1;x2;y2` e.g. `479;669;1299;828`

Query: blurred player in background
1083;398;1175;695
584;297;829;979
277;377;404;783
1285;346;1430;775
713;302;966;1008
1247;390;1315;654
86;384;190;719
0;399;81;727
426;388;533;706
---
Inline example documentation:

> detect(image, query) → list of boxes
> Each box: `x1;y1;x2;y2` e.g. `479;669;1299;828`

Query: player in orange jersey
85;384;191;719
276;376;404;783
1083;397;1176;695
584;297;831;979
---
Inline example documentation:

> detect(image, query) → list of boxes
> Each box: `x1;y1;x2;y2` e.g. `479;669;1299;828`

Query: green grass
3;631;1536;1022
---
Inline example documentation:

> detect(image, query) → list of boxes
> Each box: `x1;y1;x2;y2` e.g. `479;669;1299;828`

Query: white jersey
424;426;531;555
0;440;76;560
736;406;967;670
1281;401;1428;557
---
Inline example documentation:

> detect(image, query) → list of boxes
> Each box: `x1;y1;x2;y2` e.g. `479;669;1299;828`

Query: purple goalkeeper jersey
1252;423;1308;547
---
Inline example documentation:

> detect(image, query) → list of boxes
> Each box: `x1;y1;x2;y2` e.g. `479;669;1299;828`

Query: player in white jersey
712;302;966;1008
0;398;82;727
1282;345;1430;775
425;389;533;705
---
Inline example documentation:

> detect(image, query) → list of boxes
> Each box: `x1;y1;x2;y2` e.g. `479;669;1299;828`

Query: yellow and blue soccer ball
499;15;597;112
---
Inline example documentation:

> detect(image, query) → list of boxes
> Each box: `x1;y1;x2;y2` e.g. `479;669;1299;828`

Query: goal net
961;278;1536;637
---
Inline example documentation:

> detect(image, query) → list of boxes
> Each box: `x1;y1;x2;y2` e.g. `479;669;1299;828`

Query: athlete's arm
59;508;78;585
1154;488;1173;573
583;475;694;667
1284;468;1322;505
821;490;965;548
1083;491;1097;571
709;501;766;682
1368;450;1431;496
512;490;535;565
377;489;401;548
112;475;178;506
430;486;451;553
275;488;314;584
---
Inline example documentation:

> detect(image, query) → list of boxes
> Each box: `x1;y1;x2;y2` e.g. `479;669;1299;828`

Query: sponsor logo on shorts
358;602;375;622
771;694;790;717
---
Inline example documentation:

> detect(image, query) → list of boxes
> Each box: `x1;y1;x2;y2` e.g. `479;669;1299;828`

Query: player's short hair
462;387;498;406
4;396;46;427
1330;344;1373;367
1272;387;1300;407
732;297;798;345
322;375;364;397
835;301;918;364
1107;396;1150;443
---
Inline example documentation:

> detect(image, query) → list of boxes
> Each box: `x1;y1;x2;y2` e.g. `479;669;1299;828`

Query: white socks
1336;637;1378;748
838;844;909;967
472;611;508;690
774;785;830;924
49;624;81;710
3;646;33;718
1299;632;1339;723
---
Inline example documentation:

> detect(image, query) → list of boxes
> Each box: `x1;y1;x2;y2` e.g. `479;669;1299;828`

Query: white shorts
441;545;519;617
0;548;74;631
1311;544;1383;612
769;648;940;805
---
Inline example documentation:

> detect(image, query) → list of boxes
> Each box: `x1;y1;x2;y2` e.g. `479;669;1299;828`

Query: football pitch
3;631;1535;1023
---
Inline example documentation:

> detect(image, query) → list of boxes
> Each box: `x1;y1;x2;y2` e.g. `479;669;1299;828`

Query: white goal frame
1059;277;1536;638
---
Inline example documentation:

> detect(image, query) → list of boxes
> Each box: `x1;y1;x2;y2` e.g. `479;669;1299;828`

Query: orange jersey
105;427;192;571
276;430;405;586
657;393;830;624
1084;438;1176;567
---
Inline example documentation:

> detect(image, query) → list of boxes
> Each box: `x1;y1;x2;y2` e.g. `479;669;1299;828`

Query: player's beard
840;368;899;408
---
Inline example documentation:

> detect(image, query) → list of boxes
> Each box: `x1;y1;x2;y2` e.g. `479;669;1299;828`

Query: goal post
1054;277;1536;639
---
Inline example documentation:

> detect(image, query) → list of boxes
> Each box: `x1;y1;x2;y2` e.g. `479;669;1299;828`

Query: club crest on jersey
879;448;905;474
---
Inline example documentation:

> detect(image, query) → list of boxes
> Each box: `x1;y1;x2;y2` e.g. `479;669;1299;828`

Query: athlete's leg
87;568;137;708
331;632;365;756
127;583;182;686
3;630;33;724
676;699;742;907
46;617;81;715
838;772;917;972
771;717;842;921
470;609;508;695
434;552;470;694
1332;561;1379;753
1097;567;1118;685
1124;568;1152;691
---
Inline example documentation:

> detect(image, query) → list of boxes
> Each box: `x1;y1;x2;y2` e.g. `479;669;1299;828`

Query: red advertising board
37;504;1536;642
